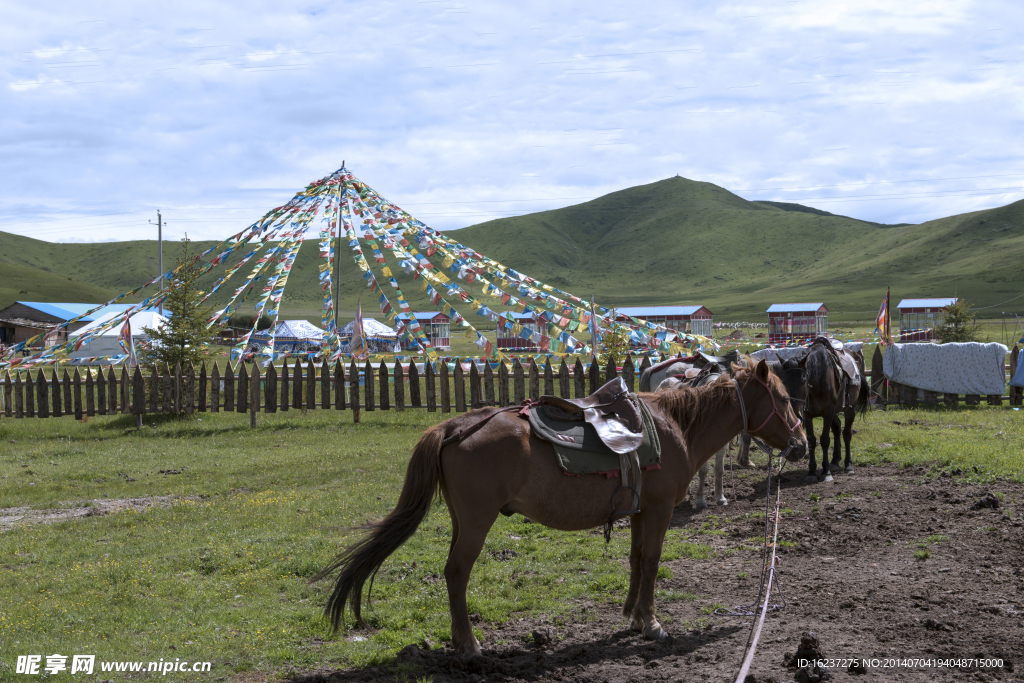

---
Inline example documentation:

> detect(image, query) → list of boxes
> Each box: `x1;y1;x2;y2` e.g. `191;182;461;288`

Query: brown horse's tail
314;423;447;632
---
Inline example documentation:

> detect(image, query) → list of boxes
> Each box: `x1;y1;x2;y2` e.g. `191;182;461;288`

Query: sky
2;0;1023;244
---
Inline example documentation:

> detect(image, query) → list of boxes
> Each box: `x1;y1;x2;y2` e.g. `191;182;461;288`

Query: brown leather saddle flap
537;377;643;454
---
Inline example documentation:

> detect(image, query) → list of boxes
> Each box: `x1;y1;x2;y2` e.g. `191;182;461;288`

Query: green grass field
1;401;1022;681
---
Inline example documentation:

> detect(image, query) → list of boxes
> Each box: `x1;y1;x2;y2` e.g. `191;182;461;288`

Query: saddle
536;376;642;454
811;337;860;386
694;350;741;369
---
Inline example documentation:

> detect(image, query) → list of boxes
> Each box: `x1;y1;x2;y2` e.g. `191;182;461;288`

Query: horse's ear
755;358;770;381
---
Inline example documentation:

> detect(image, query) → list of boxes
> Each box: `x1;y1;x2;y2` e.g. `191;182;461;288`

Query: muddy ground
291;461;1023;683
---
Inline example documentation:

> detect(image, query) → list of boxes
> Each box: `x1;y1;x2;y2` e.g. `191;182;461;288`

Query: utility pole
150;210;164;315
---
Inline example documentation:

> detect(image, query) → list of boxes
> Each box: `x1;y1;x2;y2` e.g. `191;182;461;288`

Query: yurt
68;310;168;362
250;320;325;355
338;317;400;354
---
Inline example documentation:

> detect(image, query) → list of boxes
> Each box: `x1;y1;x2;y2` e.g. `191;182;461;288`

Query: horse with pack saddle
316;358;807;656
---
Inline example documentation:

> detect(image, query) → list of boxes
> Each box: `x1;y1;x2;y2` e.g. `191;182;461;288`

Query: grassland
0;402;1022;681
3;175;1023;323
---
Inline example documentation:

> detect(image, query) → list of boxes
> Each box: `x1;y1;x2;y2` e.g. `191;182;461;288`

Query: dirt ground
289;461;1023;683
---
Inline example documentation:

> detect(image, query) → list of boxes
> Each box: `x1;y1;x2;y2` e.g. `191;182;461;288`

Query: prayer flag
874;287;893;348
351;301;369;361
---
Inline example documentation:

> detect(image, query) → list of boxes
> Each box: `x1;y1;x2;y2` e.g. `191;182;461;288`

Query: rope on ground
714;436;787;683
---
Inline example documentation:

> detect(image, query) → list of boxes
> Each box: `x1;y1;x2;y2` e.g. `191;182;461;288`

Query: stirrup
603;484;641;543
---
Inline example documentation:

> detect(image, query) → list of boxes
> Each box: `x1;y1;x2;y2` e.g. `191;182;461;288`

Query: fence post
108;367;118;415
321;360;331;410
574;358;586;398
85;370;95;417
292;357;303;410
306;358;316;413
944;392;958;407
279;360;289;412
378;361;390;411
364;361;375;412
483;362;495;406
394;360;405;412
639;355;651;380
118;366;129;415
132;367;145;426
37;370;49;418
543;359;554;397
622;354;635;393
198;362;208;412
14;373;24;418
51;368;62;418
25;370;36;418
469;362;480;408
497;361;509;406
62;369;72;416
237;363;249;414
439;362;450;413
224;363;235;412
95;367;105;416
513;359;525;404
172;362;181;414
1012;346;1022;406
871;346;885;406
453;361;466;412
409;361;421;408
2;371;10;419
266;363;278;413
558;358;570;397
589;358;601;394
605;356;618;384
250;362;260;428
350;360;361;423
528;358;539;401
988;394;1002;406
211;362;221;413
73;369;83;420
425;361;436;412
185;363;196;414
334;361;346;410
965;394;980;406
923;390;938;405
148;366;159;413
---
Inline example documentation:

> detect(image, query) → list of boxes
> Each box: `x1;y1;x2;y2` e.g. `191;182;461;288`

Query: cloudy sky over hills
2;0;1023;243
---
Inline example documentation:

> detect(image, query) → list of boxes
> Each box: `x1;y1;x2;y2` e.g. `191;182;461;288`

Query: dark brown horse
799;342;868;481
316;360;807;656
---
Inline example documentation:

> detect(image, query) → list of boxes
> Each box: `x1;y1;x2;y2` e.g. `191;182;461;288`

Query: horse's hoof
845;466;855;474
805;475;818;483
694;499;708;511
643;623;670;641
716;498;729;507
822;474;834;482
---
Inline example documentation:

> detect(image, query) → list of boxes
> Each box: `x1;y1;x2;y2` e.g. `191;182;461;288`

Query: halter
732;374;802;437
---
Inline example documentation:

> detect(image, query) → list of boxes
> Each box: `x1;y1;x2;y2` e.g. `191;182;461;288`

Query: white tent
69;311;168;361
250;320;325;354
338;317;400;353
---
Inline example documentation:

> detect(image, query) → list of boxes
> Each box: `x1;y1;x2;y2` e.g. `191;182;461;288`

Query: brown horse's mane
651;357;786;443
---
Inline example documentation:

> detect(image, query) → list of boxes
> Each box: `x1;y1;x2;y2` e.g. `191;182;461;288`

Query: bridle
732;374;802;438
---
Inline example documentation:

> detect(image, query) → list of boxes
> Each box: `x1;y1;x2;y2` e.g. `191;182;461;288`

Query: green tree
598;320;633;366
934;299;981;343
138;238;217;368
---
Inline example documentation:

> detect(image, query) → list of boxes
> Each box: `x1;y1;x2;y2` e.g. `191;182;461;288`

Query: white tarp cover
883;342;1008;395
1008;355;1024;389
338;317;399;353
69;311;168;359
751;341;863;362
253;320;324;341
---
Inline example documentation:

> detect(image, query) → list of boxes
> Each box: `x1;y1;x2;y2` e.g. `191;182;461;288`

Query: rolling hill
2;176;1022;322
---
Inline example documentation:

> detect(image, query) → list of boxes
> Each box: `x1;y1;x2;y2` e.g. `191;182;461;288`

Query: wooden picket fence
868;345;1023;407
1;355;653;426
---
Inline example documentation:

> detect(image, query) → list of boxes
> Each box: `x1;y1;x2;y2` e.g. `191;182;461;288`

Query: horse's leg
623;515;644;624
805;416;819;482
738;433;754;468
830;415;843;471
441;485;461;560
694;461;709;511
819;413;834;482
843;407;855;474
714;445;728;506
630;502;674;641
443;509;499;656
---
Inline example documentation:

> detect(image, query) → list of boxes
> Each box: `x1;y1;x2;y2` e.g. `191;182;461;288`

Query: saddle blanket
528;397;661;476
883;342;1008;395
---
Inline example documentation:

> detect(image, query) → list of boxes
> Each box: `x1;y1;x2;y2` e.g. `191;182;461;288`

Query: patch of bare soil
290;463;1024;683
0;495;199;531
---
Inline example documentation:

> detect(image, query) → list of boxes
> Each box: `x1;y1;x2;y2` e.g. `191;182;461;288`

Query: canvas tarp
883;342;1008;395
751;341;863;362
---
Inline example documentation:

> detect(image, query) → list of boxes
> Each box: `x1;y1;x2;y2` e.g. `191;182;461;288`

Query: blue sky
2;0;1022;243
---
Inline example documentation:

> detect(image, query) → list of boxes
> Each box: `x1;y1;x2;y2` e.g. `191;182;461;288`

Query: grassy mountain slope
2;176;1022;322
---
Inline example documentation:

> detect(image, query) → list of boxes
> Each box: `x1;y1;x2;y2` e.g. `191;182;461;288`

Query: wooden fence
3;347;1021;424
0;355;652;425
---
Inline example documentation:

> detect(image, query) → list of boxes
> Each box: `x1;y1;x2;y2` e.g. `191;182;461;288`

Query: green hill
2;176;1022;322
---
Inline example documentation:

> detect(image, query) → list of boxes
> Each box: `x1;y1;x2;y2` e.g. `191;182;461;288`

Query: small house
766;303;828;344
0;301;139;348
896;298;956;342
396;311;451;351
496;312;541;351
615;305;713;338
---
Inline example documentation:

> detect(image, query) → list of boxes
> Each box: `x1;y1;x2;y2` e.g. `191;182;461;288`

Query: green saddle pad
528;397;661;475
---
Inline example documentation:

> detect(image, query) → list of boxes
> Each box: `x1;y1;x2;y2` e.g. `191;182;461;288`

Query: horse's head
733;359;807;462
779;357;808;419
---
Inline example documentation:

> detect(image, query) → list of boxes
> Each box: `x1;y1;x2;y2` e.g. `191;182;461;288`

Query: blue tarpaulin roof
896;298;957;309
16;302;139;322
767;303;825;313
616;305;708;317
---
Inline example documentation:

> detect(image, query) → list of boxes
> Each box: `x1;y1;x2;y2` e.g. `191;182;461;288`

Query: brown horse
316;360;807;656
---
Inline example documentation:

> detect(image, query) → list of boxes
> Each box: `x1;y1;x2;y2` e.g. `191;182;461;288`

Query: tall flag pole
875;286;893;348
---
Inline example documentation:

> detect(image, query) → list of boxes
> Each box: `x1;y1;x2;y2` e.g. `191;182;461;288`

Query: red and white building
614;305;714;338
495;312;541;351
767;303;828;344
896;298;956;342
397;311;451;350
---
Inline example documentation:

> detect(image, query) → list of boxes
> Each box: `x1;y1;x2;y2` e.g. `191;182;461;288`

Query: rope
714;436;788;683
